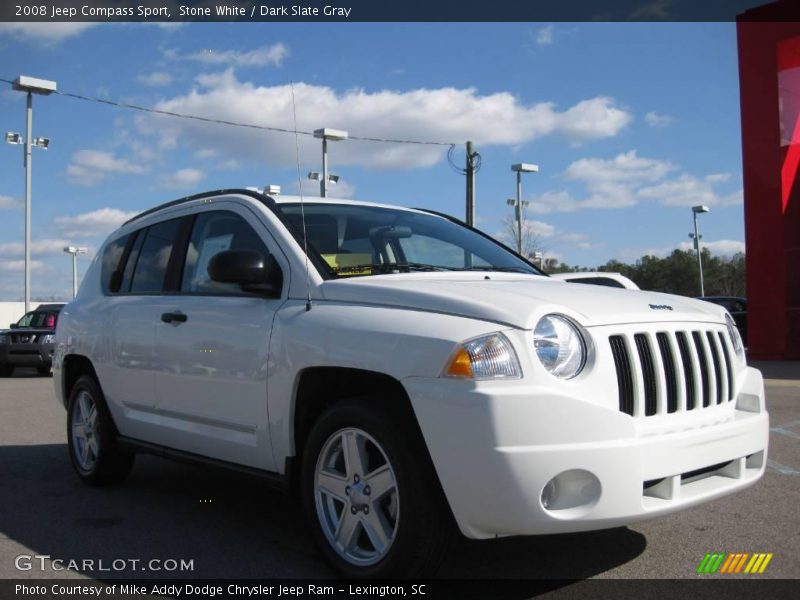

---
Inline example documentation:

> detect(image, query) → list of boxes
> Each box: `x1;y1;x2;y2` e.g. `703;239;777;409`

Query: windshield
278;203;542;278
16;311;58;328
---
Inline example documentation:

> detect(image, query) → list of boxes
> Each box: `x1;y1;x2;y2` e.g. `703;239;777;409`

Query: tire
301;397;456;578
67;375;135;486
0;364;13;377
37;366;51;376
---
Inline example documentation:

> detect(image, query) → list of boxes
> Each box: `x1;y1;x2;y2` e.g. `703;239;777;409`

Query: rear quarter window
101;234;131;294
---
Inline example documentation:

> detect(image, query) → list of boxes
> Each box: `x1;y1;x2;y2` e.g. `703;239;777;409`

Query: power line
0;76;456;148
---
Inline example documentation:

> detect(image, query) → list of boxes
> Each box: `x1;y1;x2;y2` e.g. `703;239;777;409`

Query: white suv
53;189;768;577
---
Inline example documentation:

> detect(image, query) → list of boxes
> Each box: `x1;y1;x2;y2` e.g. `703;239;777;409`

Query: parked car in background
698;296;747;346
0;303;64;376
549;271;640;290
53;190;766;577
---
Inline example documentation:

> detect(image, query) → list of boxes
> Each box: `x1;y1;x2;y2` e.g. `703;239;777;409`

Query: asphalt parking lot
0;364;798;584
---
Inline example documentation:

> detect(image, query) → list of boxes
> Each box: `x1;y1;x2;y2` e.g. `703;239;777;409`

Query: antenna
290;81;313;312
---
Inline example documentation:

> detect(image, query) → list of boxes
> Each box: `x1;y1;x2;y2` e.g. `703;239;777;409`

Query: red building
737;1;800;359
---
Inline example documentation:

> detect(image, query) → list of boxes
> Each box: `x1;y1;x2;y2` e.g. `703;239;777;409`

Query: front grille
609;328;736;417
11;334;37;344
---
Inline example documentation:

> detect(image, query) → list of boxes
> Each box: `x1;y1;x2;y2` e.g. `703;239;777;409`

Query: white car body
53;190;768;542
549;271;640;290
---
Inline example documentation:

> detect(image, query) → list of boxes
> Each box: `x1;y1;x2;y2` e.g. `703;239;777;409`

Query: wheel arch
61;354;99;409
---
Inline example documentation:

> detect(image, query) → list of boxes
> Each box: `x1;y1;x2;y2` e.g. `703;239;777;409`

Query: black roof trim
123;188;272;226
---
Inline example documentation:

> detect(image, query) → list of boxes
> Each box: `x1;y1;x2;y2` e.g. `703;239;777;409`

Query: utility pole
691;205;710;297
465;141;476;226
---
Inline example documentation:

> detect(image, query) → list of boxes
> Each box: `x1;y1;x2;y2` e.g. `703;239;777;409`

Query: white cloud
138;71;173;87
0;196;21;210
141;72;631;170
677;239;745;256
534;25;555;46
54;208;138;238
66;150;148;186
165;43;290;67
637;175;743;207
0;259;46;273
0;239;73;257
0;22;98;44
644;111;674;127
159;168;206;190
530;150;742;214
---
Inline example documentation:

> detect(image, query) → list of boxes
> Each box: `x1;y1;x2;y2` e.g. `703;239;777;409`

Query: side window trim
164;215;196;293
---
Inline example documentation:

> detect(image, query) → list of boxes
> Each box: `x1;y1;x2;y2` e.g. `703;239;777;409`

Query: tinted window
130;219;182;293
181;211;273;295
279;203;538;277
17;311;59;328
101;234;130;293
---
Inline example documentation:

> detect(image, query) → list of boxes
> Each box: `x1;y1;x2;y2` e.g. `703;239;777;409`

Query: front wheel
301;398;455;578
0;364;13;377
67;375;135;485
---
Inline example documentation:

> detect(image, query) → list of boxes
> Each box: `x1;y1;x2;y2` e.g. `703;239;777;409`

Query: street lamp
63;246;88;299
7;75;57;313
690;205;710;296
313;128;348;198
308;171;340;194
510;163;539;255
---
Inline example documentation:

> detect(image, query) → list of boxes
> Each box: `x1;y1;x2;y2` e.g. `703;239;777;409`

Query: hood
319;273;726;329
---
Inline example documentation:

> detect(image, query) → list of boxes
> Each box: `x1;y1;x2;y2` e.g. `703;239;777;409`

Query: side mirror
207;250;279;295
9;323;18;329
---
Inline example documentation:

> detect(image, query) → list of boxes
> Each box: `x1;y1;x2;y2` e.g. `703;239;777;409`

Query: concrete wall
0;302;48;329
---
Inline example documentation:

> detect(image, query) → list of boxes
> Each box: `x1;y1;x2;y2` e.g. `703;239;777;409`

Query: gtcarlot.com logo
696;552;773;574
15;554;194;573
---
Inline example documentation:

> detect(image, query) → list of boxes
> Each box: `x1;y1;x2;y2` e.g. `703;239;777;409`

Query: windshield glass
16;311;58;328
278;203;542;278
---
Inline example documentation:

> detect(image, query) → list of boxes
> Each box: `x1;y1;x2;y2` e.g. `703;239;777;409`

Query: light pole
691;205;710;296
509;163;539;255
313;128;348;198
7;75;56;313
506;198;530;254
63;246;88;299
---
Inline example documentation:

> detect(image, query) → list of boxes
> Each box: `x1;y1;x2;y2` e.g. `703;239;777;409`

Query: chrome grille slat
609;335;634;416
656;332;678;413
634;334;658;416
717;332;735;402
609;327;735;419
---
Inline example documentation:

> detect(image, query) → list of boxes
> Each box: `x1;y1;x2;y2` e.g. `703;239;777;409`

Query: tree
500;211;547;261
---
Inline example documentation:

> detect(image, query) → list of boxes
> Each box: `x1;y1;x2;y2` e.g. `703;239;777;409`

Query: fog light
541;479;557;509
540;469;601;515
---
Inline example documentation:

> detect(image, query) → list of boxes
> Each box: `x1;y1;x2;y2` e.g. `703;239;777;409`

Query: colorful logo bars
697;552;774;574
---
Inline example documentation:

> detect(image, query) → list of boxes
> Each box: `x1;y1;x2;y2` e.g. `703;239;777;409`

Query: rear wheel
67;375;135;485
302;398;455;578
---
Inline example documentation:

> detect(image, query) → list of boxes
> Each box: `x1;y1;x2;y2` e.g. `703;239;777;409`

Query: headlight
534;314;586;379
725;313;743;354
0;334;7;345
444;333;521;379
41;334;55;344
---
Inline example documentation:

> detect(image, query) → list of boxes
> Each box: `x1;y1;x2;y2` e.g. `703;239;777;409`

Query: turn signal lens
444;333;521;380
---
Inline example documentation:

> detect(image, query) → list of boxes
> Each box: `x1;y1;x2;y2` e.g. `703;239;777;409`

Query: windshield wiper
332;262;460;275
463;265;534;273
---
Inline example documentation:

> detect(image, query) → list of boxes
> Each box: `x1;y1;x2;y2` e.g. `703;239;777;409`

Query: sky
0;21;746;301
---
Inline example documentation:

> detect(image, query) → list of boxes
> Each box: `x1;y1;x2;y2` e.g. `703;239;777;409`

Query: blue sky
0;22;745;300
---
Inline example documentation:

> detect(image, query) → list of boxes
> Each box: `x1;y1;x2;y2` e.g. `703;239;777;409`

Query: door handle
160;312;188;324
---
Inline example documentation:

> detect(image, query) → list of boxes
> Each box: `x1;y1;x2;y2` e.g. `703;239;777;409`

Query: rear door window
130;219;182;293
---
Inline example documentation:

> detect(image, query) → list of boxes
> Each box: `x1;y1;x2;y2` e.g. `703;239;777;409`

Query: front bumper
0;343;54;367
403;366;768;539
